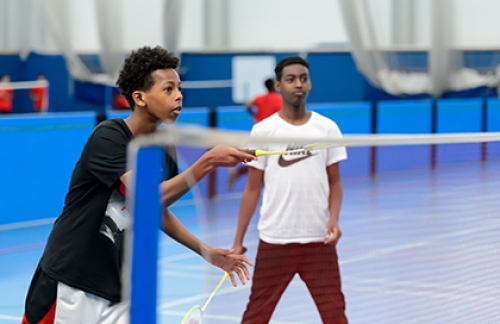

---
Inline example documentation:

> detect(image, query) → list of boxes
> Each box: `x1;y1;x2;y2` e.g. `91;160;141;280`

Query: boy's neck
278;104;311;125
124;109;161;136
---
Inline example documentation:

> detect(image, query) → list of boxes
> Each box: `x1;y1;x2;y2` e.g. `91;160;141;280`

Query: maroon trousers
242;240;347;324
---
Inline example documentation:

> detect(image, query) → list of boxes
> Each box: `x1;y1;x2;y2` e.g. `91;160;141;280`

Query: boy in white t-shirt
232;56;348;324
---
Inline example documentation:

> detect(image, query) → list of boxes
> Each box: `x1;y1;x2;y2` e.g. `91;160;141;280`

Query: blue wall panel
377;100;432;172
486;99;500;160
436;99;483;165
0;53;70;113
306;53;367;103
24;53;70;113
216;106;254;131
310;102;372;178
377;100;432;134
486;98;500;132
309;102;372;134
0;113;96;225
436;99;482;133
107;108;210;127
3;51;499;113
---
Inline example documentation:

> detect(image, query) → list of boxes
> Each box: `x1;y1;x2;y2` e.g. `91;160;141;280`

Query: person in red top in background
30;75;49;113
245;78;282;122
113;92;131;110
227;78;282;190
0;75;13;114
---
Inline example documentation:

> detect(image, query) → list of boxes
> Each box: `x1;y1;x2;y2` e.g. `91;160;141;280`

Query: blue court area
1;160;499;323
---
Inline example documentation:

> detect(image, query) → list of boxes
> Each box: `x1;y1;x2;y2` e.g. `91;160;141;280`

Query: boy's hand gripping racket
180;272;229;324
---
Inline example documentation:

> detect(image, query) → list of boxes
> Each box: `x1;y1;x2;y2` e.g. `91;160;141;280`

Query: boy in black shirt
22;46;255;324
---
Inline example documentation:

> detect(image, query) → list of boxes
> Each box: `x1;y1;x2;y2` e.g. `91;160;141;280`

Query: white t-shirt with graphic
246;112;347;244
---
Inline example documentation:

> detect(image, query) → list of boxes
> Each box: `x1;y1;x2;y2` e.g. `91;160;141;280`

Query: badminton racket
180;272;229;324
241;143;343;157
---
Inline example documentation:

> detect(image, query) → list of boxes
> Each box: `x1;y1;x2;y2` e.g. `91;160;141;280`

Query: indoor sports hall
1;1;500;324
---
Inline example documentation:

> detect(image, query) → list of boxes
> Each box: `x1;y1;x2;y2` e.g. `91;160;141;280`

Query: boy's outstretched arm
120;146;256;207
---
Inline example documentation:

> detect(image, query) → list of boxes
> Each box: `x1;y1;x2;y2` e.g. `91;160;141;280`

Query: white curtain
39;0;95;81
94;0;125;83
0;0;37;58
163;0;183;55
1;0;183;85
339;0;500;96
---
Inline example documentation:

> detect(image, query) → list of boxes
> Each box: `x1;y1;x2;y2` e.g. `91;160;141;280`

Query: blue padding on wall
24;53;71;113
307;53;366;103
486;98;500;132
377;100;433;172
176;107;210;126
217;106;254;131
179;52;297;107
436;99;482;133
309;102;372;134
436;99;483;165
0;53;70;113
0;113;97;225
377;100;432;134
486;99;500;161
309;102;372;178
106;108;210;127
107;110;131;120
180;51;365;107
74;80;109;106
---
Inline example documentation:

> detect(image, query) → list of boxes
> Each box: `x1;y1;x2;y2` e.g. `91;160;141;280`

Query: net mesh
128;125;500;324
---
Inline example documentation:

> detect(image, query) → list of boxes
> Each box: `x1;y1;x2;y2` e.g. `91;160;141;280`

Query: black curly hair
274;56;309;81
117;46;180;110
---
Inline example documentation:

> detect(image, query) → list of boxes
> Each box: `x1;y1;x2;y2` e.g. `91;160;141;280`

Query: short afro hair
117;46;179;109
264;78;275;92
274;56;309;81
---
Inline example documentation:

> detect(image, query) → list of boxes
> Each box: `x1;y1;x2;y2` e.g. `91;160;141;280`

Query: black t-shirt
39;119;178;302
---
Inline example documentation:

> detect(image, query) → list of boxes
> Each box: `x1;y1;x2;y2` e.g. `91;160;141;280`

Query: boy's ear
132;91;147;107
274;80;281;93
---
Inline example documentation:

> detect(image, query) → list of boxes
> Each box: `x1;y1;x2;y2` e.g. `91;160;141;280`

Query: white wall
122;0;164;50
4;0;500;54
179;0;204;50
453;0;500;48
68;0;100;52
227;0;348;50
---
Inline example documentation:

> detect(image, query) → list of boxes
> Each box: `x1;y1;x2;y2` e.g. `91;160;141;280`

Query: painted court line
0;218;55;232
161;310;305;324
344;283;500;303
0;242;46;256
340;220;500;265
344;276;500;302
0;314;22;322
159;284;250;310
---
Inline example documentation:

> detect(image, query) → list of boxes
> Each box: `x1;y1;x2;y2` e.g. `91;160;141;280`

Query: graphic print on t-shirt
99;188;130;244
277;145;317;168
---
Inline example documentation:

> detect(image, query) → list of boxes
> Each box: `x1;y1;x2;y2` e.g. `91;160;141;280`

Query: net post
208;107;218;199
431;99;437;169
370;101;378;177
481;97;488;162
129;146;165;324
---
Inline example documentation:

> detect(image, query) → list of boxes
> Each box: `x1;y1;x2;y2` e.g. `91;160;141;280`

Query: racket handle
239;149;256;156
